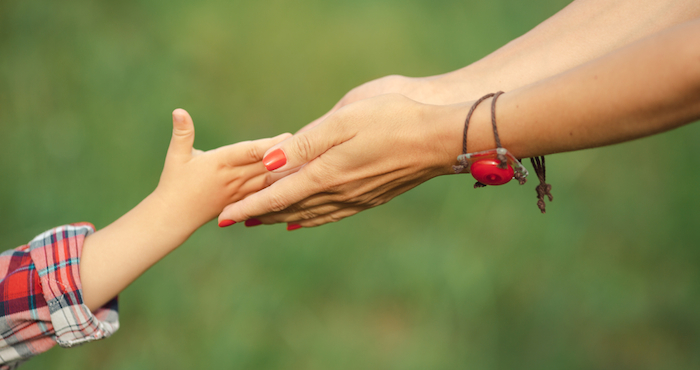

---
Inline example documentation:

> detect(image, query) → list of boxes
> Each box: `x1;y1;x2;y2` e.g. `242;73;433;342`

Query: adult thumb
262;118;350;172
168;109;195;159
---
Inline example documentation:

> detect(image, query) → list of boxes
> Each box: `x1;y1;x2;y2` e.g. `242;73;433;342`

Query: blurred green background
2;0;699;369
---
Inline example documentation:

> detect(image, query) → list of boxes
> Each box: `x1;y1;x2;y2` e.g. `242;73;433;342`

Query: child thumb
169;109;195;158
261;122;345;172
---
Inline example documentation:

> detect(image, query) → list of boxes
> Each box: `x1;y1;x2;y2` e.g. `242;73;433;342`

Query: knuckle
267;193;290;213
327;190;346;202
226;177;243;193
298;208;318;221
335;189;357;204
236;208;254;222
348;190;385;208
263;172;274;188
351;193;371;206
341;186;370;204
292;134;314;161
325;182;348;200
326;213;344;224
245;142;261;162
305;161;340;191
366;197;386;208
322;182;357;204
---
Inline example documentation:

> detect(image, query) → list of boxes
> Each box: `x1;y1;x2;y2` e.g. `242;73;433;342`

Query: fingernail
218;219;236;228
245;218;263;227
263;149;286;171
287;224;302;231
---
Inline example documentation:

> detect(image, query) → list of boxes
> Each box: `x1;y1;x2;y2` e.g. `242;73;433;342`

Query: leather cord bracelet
453;91;553;213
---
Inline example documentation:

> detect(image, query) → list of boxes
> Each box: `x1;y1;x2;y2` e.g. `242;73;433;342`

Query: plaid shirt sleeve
0;223;119;369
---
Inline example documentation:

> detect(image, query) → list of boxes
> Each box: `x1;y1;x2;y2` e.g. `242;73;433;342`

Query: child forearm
79;193;196;311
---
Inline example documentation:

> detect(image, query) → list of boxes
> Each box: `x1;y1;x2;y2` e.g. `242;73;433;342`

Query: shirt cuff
28;223;120;347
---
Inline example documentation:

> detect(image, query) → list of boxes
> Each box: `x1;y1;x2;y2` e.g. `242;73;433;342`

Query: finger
217;168;326;224
227;172;278;203
223;160;269;183
263;176;420;225
265;167;299;186
261;114;353;173
168;109;195;160
289;207;363;229
214;132;292;167
254;202;344;224
217;160;289;203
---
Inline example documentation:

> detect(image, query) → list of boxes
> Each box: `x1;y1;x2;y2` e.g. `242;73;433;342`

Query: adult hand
217;94;468;228
297;73;475;133
216;0;700;230
259;73;480;185
223;16;700;230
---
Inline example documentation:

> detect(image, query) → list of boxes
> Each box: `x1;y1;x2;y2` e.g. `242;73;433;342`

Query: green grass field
2;0;699;369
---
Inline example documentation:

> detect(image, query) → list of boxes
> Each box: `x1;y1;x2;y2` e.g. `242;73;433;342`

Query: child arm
0;110;288;367
79;109;289;311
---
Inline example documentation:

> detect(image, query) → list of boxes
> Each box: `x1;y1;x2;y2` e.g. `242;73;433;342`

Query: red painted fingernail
287;224;302;231
263;149;286;171
245;218;263;227
218;219;236;228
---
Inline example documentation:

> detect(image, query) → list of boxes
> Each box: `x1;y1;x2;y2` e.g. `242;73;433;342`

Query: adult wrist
421;101;483;173
423;66;496;105
429;91;537;174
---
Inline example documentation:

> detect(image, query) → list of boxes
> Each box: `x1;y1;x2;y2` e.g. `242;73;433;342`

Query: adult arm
300;0;700;132
218;18;700;227
434;0;700;103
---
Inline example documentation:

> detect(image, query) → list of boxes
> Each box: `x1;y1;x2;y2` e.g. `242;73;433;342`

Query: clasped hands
217;74;481;229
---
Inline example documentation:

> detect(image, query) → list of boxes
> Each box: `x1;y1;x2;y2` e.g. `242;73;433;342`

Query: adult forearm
429;0;700;103
437;18;700;165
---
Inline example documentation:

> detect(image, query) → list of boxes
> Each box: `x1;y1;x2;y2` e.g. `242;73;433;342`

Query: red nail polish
245;218;263;227
287;224;302;231
263;149;287;171
218;219;236;228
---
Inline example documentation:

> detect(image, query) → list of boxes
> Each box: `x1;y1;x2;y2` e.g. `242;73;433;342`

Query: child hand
152;109;290;234
79;109;289;310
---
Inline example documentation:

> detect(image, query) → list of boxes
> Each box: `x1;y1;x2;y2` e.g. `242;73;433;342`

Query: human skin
297;0;700;134
217;18;700;228
79;110;289;310
217;0;700;227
